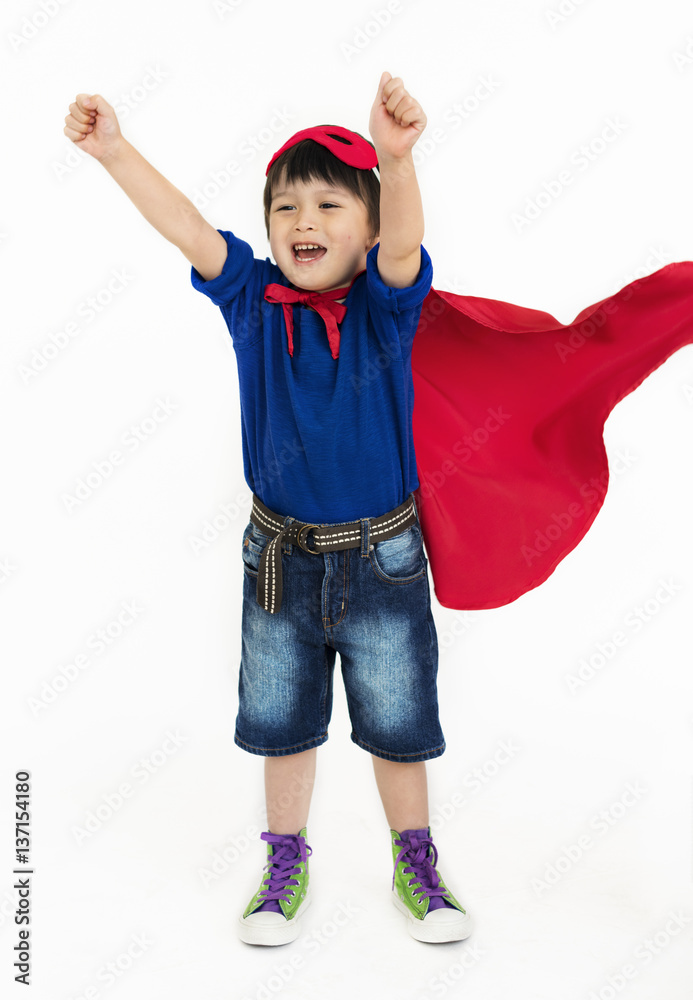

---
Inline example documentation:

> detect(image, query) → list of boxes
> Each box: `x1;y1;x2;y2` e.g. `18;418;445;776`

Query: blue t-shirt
190;229;433;523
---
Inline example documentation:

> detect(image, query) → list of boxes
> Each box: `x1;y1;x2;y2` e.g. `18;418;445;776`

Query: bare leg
371;755;429;831
265;748;317;835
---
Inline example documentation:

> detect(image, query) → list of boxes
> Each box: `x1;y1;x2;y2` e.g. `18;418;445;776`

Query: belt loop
283;515;295;555
360;517;370;558
410;492;420;526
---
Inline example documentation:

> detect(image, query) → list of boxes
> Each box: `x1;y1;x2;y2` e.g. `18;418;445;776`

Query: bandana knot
263;282;354;359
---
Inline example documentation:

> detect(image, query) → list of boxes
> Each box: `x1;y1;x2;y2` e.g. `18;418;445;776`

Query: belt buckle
296;522;321;554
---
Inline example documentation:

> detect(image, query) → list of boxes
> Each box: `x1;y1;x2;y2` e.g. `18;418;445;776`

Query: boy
63;71;472;946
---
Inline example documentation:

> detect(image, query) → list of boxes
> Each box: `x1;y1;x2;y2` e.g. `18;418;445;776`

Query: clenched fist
63;93;123;161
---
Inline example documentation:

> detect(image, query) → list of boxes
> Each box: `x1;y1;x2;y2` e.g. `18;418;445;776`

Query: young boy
63;71;472;947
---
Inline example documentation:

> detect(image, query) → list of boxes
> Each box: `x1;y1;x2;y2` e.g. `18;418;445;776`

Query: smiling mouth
292;244;327;262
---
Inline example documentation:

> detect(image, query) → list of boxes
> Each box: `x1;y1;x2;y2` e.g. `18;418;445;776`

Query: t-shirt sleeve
365;242;433;353
190;229;255;307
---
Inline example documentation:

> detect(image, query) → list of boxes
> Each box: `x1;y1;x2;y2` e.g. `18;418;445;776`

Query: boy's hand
63;93;123;161
368;71;426;162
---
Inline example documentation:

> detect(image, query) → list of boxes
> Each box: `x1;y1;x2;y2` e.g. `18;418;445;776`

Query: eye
276;203;338;211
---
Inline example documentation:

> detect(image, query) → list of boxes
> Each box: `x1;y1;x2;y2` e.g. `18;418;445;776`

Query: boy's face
269;174;378;296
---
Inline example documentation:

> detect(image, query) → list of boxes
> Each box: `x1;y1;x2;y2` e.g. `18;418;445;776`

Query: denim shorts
235;496;445;762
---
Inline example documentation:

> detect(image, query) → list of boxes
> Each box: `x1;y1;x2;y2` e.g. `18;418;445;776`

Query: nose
293;207;317;231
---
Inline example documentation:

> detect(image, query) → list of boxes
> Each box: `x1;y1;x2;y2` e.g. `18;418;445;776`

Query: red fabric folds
411;262;693;609
264;281;350;359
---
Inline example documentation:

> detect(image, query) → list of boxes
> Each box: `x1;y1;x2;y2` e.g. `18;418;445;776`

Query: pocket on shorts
369;523;427;585
242;521;272;576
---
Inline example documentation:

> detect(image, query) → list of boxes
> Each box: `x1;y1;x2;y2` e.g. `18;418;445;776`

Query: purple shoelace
394;828;455;912
255;831;312;913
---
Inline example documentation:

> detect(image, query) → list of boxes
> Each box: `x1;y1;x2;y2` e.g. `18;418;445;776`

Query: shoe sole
238;888;312;946
392;894;474;943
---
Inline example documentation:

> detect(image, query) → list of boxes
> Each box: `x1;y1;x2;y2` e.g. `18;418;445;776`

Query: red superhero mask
265;124;378;176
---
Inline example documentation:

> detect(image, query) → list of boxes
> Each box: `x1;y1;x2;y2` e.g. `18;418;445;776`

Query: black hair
263;125;380;244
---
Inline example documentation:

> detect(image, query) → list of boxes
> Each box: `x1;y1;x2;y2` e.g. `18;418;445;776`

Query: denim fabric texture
235;498;445;762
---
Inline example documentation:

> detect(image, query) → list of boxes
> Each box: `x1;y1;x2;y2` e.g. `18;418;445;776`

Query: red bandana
264;271;365;359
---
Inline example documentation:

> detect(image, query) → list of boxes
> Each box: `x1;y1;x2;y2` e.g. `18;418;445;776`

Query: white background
2;0;693;997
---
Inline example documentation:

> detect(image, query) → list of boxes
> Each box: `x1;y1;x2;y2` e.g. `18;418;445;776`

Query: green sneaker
238;828;312;946
391;827;473;943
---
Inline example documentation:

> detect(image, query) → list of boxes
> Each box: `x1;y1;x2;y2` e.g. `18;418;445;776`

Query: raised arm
64;93;227;281
368;72;427;289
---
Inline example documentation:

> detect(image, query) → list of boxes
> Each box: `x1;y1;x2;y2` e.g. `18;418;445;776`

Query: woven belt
249;493;418;614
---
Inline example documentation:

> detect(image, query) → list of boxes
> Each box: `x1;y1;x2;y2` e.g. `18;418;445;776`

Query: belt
249;493;419;614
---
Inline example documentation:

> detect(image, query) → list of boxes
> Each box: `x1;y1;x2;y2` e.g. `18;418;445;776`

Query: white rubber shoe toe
239;889;312;946
393;894;473;943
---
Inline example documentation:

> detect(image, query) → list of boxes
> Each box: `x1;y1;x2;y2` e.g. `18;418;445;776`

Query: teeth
293;244;324;250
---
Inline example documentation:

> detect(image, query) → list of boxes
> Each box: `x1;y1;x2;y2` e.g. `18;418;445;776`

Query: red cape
411;262;693;610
